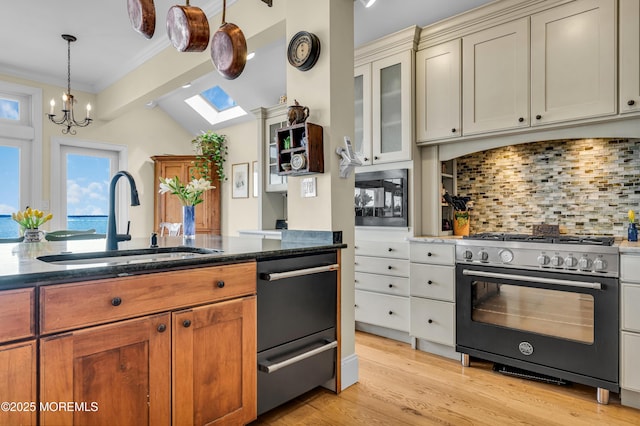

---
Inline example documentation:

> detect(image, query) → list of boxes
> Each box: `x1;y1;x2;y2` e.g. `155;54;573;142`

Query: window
0;81;42;238
51;138;126;232
185;85;247;126
0;144;21;237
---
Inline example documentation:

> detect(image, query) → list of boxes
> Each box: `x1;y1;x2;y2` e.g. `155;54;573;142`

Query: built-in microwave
355;169;408;227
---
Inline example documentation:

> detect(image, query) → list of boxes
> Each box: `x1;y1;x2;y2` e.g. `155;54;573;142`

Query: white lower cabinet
354;240;410;339
620;252;640;408
409;241;457;358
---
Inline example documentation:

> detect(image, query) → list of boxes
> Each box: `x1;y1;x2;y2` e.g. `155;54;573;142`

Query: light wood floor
252;331;640;425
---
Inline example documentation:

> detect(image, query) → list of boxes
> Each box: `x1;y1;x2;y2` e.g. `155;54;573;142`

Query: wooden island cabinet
37;262;257;426
152;155;221;236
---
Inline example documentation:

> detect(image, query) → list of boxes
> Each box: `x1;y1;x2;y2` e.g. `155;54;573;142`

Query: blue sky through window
200;86;237;111
0;146;19;214
0;98;19;120
66;154;110;216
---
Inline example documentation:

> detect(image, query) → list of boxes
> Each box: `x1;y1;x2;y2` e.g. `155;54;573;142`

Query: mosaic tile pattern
455;139;640;237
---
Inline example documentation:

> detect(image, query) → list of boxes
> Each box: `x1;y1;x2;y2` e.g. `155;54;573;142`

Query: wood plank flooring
251;331;640;425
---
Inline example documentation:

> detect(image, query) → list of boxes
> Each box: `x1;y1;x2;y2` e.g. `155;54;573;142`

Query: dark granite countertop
0;233;346;290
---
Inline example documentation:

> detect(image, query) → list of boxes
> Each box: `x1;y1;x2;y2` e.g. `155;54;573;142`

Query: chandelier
47;34;92;134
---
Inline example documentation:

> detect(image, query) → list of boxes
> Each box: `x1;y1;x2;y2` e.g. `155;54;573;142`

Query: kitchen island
0;233;344;425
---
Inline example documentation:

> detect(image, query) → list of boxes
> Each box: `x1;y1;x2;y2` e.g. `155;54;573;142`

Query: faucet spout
106;171;140;251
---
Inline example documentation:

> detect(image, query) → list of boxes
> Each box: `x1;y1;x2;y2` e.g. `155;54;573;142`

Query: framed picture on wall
232;163;249;198
252;161;259;198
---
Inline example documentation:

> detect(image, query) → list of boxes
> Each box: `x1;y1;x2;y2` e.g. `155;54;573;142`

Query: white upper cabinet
462;18;530;135
371;50;413;163
416;39;461;142
530;0;616;125
354;64;373;165
620;0;640;114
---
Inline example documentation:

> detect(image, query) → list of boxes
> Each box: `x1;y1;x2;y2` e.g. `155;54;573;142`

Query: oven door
456;264;618;389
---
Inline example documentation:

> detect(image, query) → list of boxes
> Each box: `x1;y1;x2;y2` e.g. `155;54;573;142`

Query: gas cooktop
464;233;615;246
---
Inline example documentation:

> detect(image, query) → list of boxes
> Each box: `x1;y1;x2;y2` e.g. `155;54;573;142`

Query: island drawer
40;261;256;334
0;287;35;343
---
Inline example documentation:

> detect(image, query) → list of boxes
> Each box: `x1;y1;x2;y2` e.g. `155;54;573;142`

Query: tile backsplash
456;138;640;236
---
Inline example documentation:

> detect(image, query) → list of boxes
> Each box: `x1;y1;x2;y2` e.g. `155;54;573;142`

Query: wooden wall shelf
276;122;324;175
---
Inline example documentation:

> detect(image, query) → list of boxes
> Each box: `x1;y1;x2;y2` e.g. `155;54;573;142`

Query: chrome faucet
106;171;140;251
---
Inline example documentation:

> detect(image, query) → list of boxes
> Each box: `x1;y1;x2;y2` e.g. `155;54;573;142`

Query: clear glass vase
182;205;196;240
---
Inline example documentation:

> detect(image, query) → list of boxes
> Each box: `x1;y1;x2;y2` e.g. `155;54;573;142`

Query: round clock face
287;31;320;71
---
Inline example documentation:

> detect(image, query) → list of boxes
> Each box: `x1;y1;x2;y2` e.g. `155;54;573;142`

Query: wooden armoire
152;155;221;235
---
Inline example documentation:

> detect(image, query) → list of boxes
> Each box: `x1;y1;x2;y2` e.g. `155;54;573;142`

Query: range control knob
564;256;578;268
537;254;550;266
478;250;489;262
550;256;564;267
499;249;514;263
593;258;607;272
463;250;473;260
578;256;592;270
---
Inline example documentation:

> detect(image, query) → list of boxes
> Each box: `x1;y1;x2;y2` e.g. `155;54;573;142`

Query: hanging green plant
191;131;229;182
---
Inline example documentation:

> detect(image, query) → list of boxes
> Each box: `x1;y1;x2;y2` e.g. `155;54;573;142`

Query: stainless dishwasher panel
257;251;338;352
257;328;336;415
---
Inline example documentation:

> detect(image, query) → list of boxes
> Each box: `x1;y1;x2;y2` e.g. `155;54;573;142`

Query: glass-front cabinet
354;64;372;165
265;107;288;192
354;26;417;166
371;51;412;164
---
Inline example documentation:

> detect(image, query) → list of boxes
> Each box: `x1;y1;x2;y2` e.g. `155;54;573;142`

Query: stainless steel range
455;233;619;404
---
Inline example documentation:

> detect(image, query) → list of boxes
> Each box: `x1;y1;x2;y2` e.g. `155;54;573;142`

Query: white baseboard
341;353;359;391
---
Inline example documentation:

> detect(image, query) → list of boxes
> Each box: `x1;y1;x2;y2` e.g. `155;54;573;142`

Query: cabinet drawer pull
216;280;225;288
387;265;393;270
628;100;636;106
262;264;340;281
111;297;122;307
428;319;433;324
374;156;379;160
388;247;393;252
388;284;393;288
451;128;456;133
518;117;524;123
427;252;433;257
258;340;337;374
427;280;433;285
535;114;542;120
157;324;167;333
182;319;192;328
388;310;393;315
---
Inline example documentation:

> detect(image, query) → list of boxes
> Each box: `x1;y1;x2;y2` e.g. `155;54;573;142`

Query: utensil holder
453;211;470;236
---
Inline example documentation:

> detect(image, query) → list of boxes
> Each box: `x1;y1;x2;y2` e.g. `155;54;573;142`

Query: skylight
185;85;246;125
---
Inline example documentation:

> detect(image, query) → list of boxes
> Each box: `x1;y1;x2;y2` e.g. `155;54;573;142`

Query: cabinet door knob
428;319;433;324
387;265;393;270
183;319;192;328
374;156;379;160
364;157;369;162
388;247;393;252
111;297;122;307
157;324;167;333
216;280;225;288
628;100;636;106
451;128;456;133
518;117;524;123
388;311;393;315
427;280;433;285
427;252;433;257
535;114;542;120
388;284;393;288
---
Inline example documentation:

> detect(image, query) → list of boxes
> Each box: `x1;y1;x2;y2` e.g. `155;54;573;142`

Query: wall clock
287;31;321;71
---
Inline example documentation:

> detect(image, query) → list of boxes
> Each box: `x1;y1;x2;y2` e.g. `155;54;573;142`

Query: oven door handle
261;264;340;281
462;269;603;290
258;340;338;374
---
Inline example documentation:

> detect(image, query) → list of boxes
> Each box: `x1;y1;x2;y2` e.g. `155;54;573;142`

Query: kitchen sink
37;247;224;266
